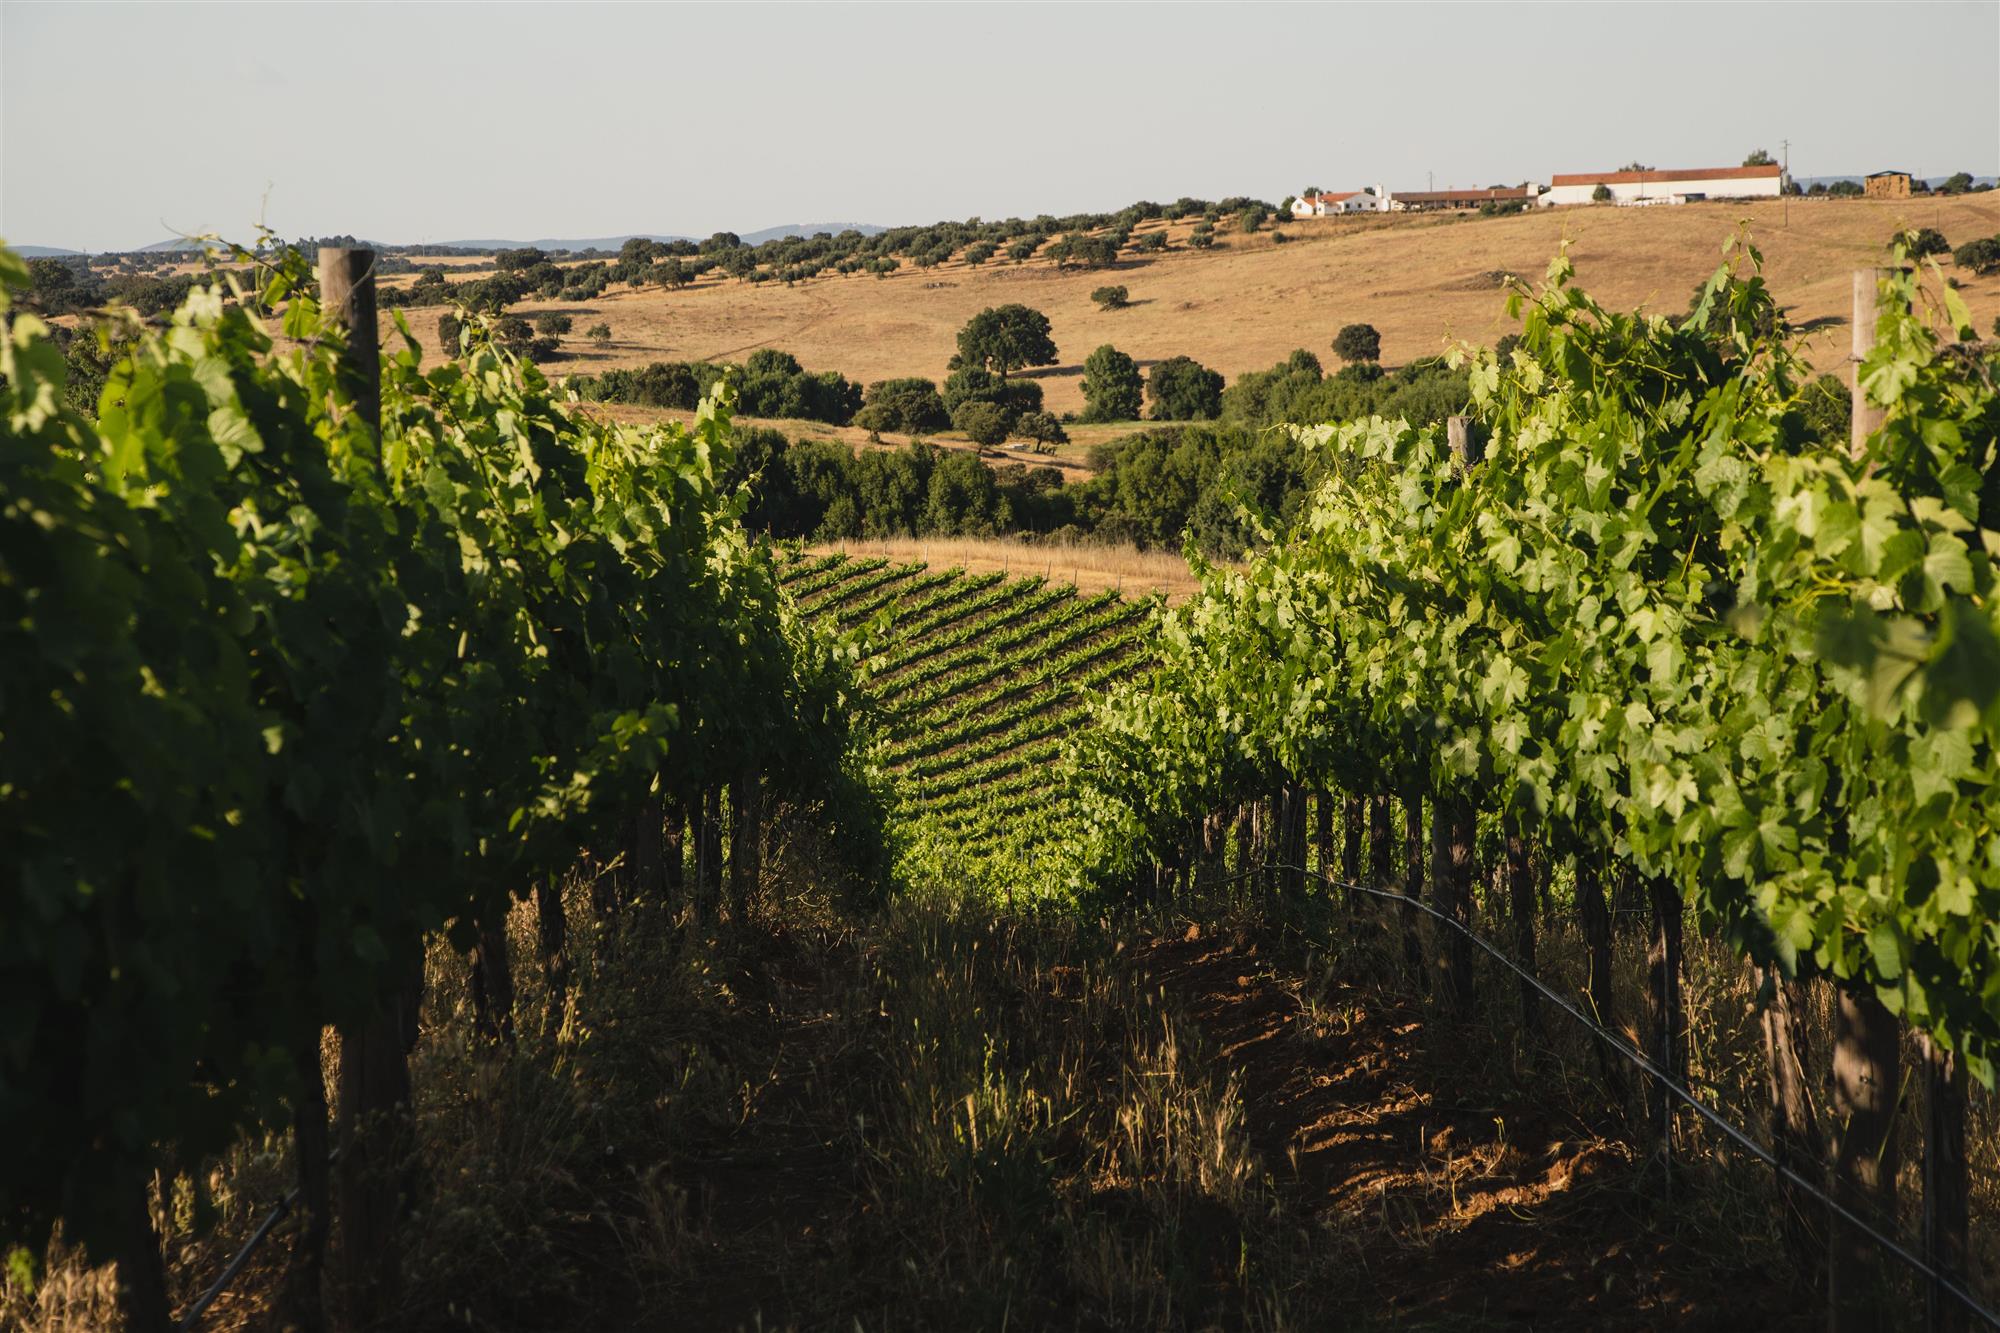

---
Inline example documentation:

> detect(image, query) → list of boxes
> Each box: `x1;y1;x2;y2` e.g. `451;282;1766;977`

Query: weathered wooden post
320;246;421;1324
1849;268;1888;461
1401;789;1424;979
321;247;381;434
1829;984;1901;1332
1923;1037;1968;1333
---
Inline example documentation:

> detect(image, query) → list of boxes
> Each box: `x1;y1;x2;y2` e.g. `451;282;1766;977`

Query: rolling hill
388;195;2000;415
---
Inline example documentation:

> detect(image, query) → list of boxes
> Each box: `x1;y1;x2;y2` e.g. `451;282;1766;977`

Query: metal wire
1241;858;1999;1330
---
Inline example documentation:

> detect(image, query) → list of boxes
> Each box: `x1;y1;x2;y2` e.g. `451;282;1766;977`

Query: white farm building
1539;164;1784;207
1291;188;1386;216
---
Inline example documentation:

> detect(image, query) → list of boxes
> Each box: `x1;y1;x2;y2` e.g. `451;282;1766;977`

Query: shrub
1080;344;1144;423
1091;285;1129;311
1146;356;1224;421
1332;323;1382;364
437;311;463;352
1015;411;1069;453
1236;205;1265;233
1591;183;1613;203
952;400;1012;448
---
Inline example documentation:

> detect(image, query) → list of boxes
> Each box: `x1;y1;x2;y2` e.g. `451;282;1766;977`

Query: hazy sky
6;1;1997;252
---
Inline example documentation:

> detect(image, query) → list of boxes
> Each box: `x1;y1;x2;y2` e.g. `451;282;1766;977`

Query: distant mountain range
42;222;893;257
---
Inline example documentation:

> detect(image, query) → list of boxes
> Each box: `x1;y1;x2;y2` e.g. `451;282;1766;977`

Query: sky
5;1;1998;253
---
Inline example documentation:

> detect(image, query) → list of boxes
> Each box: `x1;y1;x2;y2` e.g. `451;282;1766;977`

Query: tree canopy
1146;356;1224;421
1080;344;1143;423
952;304;1058;382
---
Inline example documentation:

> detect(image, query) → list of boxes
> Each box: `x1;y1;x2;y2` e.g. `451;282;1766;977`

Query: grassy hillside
393;196;2000;415
780;551;1154;883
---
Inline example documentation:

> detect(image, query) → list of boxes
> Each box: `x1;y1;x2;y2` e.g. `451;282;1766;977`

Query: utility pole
1782;138;1791;226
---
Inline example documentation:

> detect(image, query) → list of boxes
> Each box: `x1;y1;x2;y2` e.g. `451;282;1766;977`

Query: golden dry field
385;197;2000;416
807;535;1208;602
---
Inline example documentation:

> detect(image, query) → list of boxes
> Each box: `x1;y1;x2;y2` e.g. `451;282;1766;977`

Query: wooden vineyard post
1759;967;1826;1289
321;247;421;1324
1368;793;1392;902
1401;788;1424;979
1340;793;1363;906
1505;828;1538;1039
320;247;380;435
535;874;569;1025
113;1172;172;1333
663;801;686;921
1314;791;1334;889
1447;414;1485;470
1429;794;1474;1014
469;915;516;1044
1922;1036;1968;1333
1830;987;1901;1332
696;786;723;921
1574;853;1624;1100
1644;877;1687;1176
1850;268;1889;461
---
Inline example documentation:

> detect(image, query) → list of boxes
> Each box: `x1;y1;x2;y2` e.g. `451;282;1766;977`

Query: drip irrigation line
177;1150;333;1332
1232;857;1997;1330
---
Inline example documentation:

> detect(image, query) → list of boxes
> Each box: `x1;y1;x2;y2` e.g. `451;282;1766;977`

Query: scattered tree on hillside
1133;231;1167;253
1237;205;1266;234
855;377;952;435
1091;285;1130;310
952;304;1058;384
1940;171;1976;196
1146;355;1224;421
1743;148;1775;166
586;321;611;344
534;312;573;337
437;311;463;351
1332;323;1382;364
1954;236;2000;275
1080;344;1144;422
952;400;1012;451
494;247;547;272
1007;237;1042;262
1049;233;1119;269
1189;221;1216;250
1827;180;1864;198
1016;411;1069;454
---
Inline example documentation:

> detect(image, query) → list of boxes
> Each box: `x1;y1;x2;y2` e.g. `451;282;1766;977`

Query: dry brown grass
809;535;1207;603
383;199;2000;415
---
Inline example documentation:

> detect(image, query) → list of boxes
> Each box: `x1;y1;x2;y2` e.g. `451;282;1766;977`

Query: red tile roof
1549;165;1783;187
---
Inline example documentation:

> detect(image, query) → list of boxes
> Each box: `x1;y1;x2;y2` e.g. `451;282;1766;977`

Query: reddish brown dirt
1133;925;1812;1332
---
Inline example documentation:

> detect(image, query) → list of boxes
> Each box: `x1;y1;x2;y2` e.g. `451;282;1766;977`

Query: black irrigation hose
1215;859;1999;1330
177;1151;333;1332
